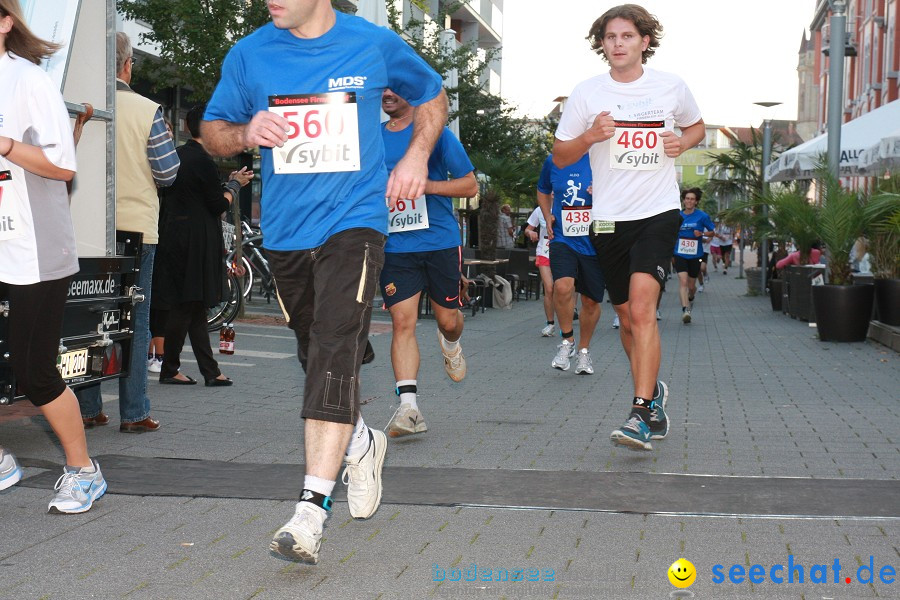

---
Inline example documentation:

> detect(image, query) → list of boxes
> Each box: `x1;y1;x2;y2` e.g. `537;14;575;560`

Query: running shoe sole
610;431;653;451
0;466;22;491
270;533;318;564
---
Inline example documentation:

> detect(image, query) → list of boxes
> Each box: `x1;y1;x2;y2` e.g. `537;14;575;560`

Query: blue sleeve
439;129;474;178
147;109;180;186
379;29;443;107
702;214;716;232
205;46;253;124
537;156;553;194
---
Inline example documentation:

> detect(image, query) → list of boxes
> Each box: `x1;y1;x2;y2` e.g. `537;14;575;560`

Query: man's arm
146;109;180;186
661;119;706;158
424;171;477;198
537;191;554;240
552;111;615;168
386;90;448;206
201;111;291;158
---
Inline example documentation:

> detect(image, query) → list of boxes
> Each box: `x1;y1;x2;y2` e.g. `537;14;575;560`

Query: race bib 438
610;120;665;171
268;93;360;174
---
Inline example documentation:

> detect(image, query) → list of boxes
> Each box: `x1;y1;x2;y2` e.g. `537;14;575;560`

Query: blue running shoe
0;449;22;491
610;413;653;451
48;460;107;514
648;381;669;440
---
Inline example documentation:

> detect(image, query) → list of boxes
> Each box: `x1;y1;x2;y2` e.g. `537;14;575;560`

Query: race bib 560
268;93;360;174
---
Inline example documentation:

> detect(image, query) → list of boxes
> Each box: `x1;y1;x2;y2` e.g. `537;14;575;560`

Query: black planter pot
873;278;900;326
812;284;875;342
769;279;783;311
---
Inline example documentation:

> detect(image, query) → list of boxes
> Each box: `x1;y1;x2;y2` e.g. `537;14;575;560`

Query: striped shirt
147;109;179;186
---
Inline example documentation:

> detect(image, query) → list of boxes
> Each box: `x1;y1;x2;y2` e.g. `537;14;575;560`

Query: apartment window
696;165;705;176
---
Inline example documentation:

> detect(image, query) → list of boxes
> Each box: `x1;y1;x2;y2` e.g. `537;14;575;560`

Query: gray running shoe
612;315;620;329
388;405;428;437
0;449;22;491
48;460;107;514
438;331;466;382
648;381;669;440
540;323;556;337
573;348;594;375
270;502;326;563
342;428;387;519
551;340;576;371
682;309;692;324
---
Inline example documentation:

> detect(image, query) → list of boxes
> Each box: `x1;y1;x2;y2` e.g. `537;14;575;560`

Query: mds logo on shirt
328;76;367;90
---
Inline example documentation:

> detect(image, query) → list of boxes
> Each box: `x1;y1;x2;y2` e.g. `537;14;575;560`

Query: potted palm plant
864;188;900;325
765;187;819;314
810;171;874;342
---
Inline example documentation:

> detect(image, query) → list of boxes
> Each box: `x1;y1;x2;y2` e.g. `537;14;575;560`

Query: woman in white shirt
0;0;105;514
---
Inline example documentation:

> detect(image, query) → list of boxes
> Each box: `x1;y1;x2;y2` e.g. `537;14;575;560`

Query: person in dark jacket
156;103;251;386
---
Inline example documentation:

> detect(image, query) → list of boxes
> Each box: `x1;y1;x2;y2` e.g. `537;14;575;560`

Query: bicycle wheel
229;254;253;300
207;269;243;331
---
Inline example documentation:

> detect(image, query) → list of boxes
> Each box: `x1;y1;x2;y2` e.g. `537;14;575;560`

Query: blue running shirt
674;209;715;259
205;12;443;251
537;153;594;256
382;124;473;253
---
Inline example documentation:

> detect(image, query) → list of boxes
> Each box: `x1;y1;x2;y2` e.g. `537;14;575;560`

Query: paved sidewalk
1;268;898;599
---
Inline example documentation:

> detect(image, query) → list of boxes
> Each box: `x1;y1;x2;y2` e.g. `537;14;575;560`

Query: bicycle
207;263;243;331
227;220;277;302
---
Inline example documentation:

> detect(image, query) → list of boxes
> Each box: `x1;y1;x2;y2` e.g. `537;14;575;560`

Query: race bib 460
610;120;665;171
268;93;360;174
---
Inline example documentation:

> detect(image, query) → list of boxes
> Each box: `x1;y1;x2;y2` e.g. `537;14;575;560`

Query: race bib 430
610;120;665;171
268;93;360;174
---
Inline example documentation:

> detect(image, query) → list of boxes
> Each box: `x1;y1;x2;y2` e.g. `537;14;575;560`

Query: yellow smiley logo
668;558;696;588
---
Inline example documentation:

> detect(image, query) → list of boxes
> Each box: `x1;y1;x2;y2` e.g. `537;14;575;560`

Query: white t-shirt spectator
527;207;549;258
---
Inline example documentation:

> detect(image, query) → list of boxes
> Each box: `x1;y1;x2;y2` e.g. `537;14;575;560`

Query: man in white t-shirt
553;4;705;451
524;206;555;336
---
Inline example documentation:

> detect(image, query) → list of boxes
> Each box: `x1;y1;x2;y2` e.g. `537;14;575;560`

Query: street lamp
826;1;848;179
754;100;782;293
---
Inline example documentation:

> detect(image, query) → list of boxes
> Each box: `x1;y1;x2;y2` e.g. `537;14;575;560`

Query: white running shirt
527;207;549;258
556;68;701;222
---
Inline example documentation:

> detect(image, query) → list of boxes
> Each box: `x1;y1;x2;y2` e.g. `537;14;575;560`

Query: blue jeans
77;244;155;423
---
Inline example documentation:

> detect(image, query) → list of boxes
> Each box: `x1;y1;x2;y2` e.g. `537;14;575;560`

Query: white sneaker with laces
540;323;555;337
573;348;594;375
387;405;428;437
697;284;705;293
656;310;662;321
0;449;22;491
612;315;620;329
47;460;107;514
682;309;692;324
438;331;466;382
147;357;162;373
270;501;326;563
551;340;576;371
342;428;387;519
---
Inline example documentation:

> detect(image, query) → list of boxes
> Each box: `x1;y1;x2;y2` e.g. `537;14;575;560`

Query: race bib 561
268;93;360;174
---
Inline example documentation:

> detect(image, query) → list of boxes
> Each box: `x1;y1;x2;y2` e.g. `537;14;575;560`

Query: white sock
344;415;370;460
396;379;418;410
440;335;460;353
303;475;335;497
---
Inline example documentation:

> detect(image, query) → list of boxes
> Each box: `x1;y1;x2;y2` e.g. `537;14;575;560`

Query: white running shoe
612;315;620;329
540;323;556;337
573;348;594;375
0;449;22;491
656;310;662;321
270;502;326;563
682;309;692;324
438;331;466;382
48;460;107;514
147;357;162;373
697;284;705;293
388;405;428;438
342;428;387;519
551;340;576;371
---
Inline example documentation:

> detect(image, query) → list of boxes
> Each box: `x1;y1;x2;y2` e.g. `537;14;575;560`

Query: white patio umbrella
857;126;900;175
765;99;900;181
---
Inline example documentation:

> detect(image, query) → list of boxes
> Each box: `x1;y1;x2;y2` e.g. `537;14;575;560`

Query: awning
765;99;900;181
857;126;900;175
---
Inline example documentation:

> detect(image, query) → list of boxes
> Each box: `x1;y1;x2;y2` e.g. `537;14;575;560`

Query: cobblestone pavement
1;264;898;599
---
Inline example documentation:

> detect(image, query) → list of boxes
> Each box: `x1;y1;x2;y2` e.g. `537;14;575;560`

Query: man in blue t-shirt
537;153;606;375
379;89;476;438
201;0;447;564
673;188;715;323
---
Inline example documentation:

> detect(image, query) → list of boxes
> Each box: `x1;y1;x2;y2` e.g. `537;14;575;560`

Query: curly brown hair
587;4;663;65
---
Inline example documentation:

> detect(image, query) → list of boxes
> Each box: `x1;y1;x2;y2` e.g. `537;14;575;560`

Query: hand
230;261;247;277
585;111;616;144
546;215;556;241
385;152;427;209
693;230;703;237
587;185;593;196
526;230;538;242
243;111;290;149
229;166;253;187
660;131;684;158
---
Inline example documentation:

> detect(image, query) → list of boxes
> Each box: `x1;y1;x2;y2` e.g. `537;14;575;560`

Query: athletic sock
344;415;370;460
631;397;653;421
440;335;460;353
302;475;335;498
396;379;418;411
561;330;574;340
546;320;554;325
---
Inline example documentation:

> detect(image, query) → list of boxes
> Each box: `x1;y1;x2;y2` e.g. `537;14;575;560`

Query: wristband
1;139;13;157
225;180;241;196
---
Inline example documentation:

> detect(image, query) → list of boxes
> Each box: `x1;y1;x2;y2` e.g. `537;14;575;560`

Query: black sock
299;489;333;511
631;397;652;418
546;320;554;325
561;330;574;339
